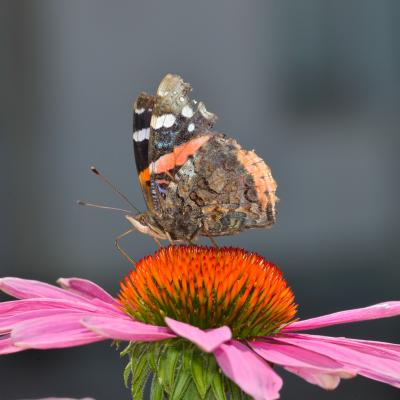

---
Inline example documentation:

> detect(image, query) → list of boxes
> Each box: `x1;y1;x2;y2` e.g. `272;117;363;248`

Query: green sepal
150;374;164;400
182;344;192;370
131;345;151;399
123;358;132;388
211;371;226;400
181;381;203;400
226;378;252;400
191;350;209;398
170;368;191;400
148;341;162;372
121;339;251;400
157;342;181;393
120;341;134;357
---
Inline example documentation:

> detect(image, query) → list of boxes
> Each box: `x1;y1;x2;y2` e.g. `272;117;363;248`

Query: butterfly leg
152;235;162;248
186;227;201;246
165;231;175;245
115;228;137;266
208;236;218;247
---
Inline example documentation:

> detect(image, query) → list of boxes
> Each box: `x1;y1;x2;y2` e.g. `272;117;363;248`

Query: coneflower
1;246;399;400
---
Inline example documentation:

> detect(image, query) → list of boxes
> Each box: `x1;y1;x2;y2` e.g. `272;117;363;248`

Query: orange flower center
118;246;297;338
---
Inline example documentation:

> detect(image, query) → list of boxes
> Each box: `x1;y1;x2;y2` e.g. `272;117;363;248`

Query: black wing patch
148;74;217;165
133;93;154;174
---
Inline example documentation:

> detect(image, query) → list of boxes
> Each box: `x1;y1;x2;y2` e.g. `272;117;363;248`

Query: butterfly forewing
132;93;155;212
147;74;217;214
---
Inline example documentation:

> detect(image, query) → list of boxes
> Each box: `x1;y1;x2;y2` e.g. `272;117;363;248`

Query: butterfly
126;74;278;245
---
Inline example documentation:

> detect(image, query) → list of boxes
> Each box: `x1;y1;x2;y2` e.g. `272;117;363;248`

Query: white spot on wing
163;114;176;128
151;114;176;129
188;123;195;132
133;128;150;142
182;105;193;118
151;115;164;130
135;107;145;115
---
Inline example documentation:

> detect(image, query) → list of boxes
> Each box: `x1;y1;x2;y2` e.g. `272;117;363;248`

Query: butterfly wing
147;74;217;215
132;93;156;212
145;74;278;240
175;134;278;237
152;132;277;240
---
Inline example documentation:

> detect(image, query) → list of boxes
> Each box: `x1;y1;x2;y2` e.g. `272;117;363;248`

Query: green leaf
211;372;226;400
150;374;164;400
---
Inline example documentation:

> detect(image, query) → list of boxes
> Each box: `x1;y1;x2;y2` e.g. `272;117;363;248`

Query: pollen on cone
118;246;297;338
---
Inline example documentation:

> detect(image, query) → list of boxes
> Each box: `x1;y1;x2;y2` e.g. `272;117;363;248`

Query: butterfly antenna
77;200;132;214
90;166;141;213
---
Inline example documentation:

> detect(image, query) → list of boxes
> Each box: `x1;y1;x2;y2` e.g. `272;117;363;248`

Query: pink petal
250;339;357;390
0;309;86;333
343;338;400;356
57;278;117;305
275;333;400;388
165;317;231;352
0;298;122;334
283;301;400;332
0;298;99;315
0;335;24;355
306;334;400;360
214;340;282;400
249;339;346;370
11;314;105;349
0;278;88;302
82;316;176;342
283;367;345;390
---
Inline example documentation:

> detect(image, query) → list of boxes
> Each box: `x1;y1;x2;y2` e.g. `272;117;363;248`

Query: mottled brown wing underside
154;135;278;239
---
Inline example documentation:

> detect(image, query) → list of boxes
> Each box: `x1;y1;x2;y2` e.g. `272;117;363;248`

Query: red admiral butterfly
80;74;278;260
127;74;278;244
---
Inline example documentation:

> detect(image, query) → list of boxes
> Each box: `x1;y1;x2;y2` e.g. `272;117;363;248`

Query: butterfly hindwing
156;134;278;239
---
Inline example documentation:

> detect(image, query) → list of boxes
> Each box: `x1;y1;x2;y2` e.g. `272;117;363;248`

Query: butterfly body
130;74;278;242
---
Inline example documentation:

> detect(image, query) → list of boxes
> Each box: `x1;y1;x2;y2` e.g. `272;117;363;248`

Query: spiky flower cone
119;246;296;399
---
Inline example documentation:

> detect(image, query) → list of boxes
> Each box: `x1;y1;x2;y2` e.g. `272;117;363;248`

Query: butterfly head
125;213;169;241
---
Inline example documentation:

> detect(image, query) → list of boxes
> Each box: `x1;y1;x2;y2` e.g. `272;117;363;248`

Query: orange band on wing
236;149;277;210
138;167;150;186
138;167;155;211
151;135;211;175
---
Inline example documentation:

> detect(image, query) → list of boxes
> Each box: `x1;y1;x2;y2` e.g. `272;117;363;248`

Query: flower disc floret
118;246;297;338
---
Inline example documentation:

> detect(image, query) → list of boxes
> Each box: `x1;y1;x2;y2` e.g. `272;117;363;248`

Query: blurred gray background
1;0;399;399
